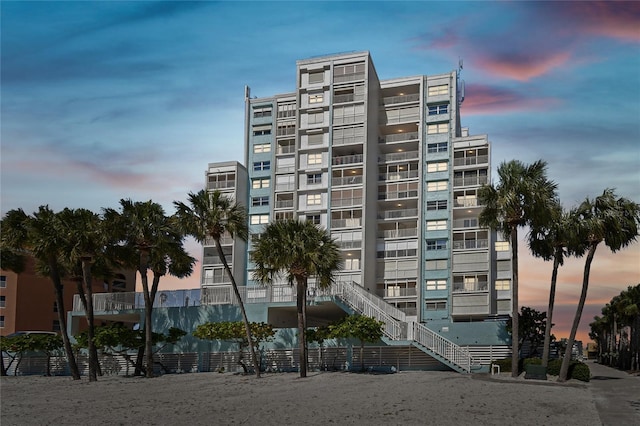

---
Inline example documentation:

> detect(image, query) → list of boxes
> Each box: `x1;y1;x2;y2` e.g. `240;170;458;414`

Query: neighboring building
0;256;136;336
204;51;512;345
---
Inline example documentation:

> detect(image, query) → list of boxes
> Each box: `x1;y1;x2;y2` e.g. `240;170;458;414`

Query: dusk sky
2;1;639;343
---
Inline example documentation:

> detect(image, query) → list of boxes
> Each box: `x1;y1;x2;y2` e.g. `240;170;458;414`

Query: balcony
275;183;295;192
453;176;488;187
207;181;235;190
378;190;418;201
380;132;419;144
381;93;420;105
333;72;365;84
331;218;362;228
377;228;418;239
333;136;365;146
379;287;418;298
453;198;482;208
333;114;365;126
332;175;363;186
277;145;296;155
332;154;363;166
334;93;365;104
453;281;488;293
452;218;479;229
338;240;362;250
275;200;294;209
379;151;419;162
330;197;362;208
453;155;489;167
276;165;295;174
452;239;489;250
378;208;418;219
383;114;420;125
379;170;419;181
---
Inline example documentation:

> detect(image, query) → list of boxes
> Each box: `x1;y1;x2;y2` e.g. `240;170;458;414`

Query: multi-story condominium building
202;51;512;344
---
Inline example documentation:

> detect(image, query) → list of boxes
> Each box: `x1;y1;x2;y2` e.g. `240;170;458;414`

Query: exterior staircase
332;281;476;373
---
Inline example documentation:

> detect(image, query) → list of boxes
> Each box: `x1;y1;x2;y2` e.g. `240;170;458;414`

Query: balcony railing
275;200;294;209
453;176;488;187
331;218;362;228
453;199;481;208
277;145;296;155
332;154;363;166
332;136;364;146
453;155;489;167
338;240;362;250
380;132;419;144
378;190;419;200
333;114;365;125
378;208;418;219
453;281;488;292
207;181;235;190
275;183;295;191
379;170;419;181
379;287;418;298
381;93;420;105
276;165;295;174
383;114;420;125
379;151;419;162
452;239;489;250
332;176;363;186
333;72;365;84
333;93;365;103
452;219;479;228
330;197;362;208
377;228;418;239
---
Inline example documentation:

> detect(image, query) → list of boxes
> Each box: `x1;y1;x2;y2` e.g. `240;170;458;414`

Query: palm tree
0;207;81;380
528;203;584;367
173;189;260;377
479;160;557;377
103;199;193;378
558;189;640;381
250;219;342;377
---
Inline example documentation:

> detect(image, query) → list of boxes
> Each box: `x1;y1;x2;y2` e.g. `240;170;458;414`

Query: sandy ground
1;371;600;426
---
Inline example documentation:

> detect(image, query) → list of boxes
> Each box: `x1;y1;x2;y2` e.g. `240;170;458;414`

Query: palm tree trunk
559;242;598;382
50;262;81;380
81;260;98;381
542;249;561;367
215;239;260;378
296;277;307;378
510;228;519;377
138;249;155;378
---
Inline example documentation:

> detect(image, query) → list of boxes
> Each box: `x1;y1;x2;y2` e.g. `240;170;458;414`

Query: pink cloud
555;2;640;42
473;51;572;82
461;84;561;115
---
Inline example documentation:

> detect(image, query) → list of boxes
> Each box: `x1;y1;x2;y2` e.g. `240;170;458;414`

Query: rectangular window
52;320;60;332
307;194;321;205
495;280;511;290
250;215;269;225
426;280;447;291
427;142;448;153
253;107;272;118
277;124;296;136
253;143;271;154
426;200;447;210
426;239;447;250
308;70;324;84
306;214;321;225
427;162;448;173
495;241;510;251
428;104;449;115
428;84;449;96
425;259;448;270
0;276;6;288
426;220;447;231
0;315;5;328
308;112;324;125
427;181;448;192
252;178;270;189
251;196;269;207
308;133;324;145
425;301;447;310
253;161;270;171
0;295;5;308
307;173;322;185
309;93;324;104
308;153;322;165
252;125;272;136
427;123;449;134
277;103;296;118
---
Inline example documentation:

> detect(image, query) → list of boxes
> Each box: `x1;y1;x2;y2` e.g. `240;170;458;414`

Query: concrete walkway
587;360;640;425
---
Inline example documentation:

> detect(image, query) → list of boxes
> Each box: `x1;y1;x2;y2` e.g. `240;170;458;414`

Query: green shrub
523;357;542;367
493;358;511;372
547;359;562;376
568;362;591;382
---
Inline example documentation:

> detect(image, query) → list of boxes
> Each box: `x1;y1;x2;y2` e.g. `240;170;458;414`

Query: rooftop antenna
457;57;465;105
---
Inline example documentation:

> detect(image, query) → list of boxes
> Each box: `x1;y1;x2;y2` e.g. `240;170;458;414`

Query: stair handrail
413;322;474;373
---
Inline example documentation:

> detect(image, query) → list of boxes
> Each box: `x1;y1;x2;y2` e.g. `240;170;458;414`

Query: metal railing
331;218;362;228
378;208;418;219
330;197;363;208
380;132;419;144
452;239;488;250
377;228;418;239
379;151;419;162
453;155;489;167
453;176;488;187
379;170;419;181
332;154;363;166
413;322;473;373
332;136;364;146
331;176;363;186
381;93;420;105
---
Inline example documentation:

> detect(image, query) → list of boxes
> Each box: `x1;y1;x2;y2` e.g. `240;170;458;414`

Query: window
53;301;58;312
309;93;324;104
250;215;269;225
425;301;447;310
427;142;448;153
426;239;447;250
344;257;360;270
307;194;321;205
427;123;448;134
426;220;447;231
426;280;447;291
277;103;296;118
427;162;448;173
251;196;269;207
495;241;510;251
307;173;322;185
0;275;6;288
252;125;272;136
425;259;448;270
428;84;449;96
252;178;270;189
308;153;322;165
253;161;270;171
308;70;324;84
427;181;448;192
308;133;324;145
253;143;271;154
0;295;5;308
275;211;294;220
306;214;321;225
428;104;449;115
253;107;272;118
0;315;4;328
308;112;324;125
52;320;60;332
277;124;296;136
426;200;447;210
495;280;511;291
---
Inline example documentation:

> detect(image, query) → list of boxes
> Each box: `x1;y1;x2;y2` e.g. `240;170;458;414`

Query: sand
1;371;600;426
